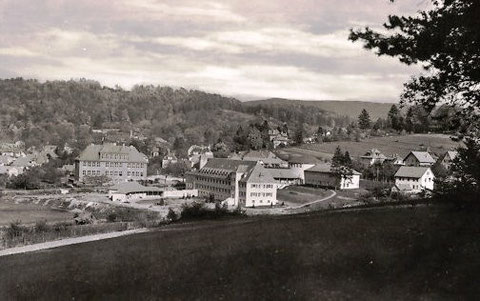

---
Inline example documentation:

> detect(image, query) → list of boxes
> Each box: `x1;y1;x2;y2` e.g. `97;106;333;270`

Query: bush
180;201;243;220
34;220;50;233
166;208;178;221
107;213;117;222
6;220;26;239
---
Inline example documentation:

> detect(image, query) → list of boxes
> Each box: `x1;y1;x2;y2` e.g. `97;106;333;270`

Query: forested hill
244;98;394;120
0;78;348;150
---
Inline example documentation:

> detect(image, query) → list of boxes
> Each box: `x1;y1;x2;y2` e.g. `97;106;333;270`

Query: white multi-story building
186;158;277;207
393;166;435;193
75;143;148;183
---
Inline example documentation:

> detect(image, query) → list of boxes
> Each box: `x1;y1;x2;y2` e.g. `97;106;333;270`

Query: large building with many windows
75;143;148;183
186;158;278;207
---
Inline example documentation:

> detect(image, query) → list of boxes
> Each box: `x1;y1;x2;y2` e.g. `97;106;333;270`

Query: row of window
250;184;274;189
82;161;145;168
250;192;273;197
82;170;144;177
196;177;230;186
198;185;230;194
100;153;128;160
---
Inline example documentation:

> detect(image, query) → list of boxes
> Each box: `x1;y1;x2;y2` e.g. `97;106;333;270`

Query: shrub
34;220;50;233
6;220;26;239
180;201;244;220
107;213;117;222
166;208;178;221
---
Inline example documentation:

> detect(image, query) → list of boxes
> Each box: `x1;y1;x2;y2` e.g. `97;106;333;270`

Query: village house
393;166;435;194
188;145;214;169
360;148;388;166
162;153;178;168
0;166;23;177
304;163;361;190
0;142;25;157
438;150;458;170
186;158;277;207
75;143;148;183
403;151;436;167
268;129;289;148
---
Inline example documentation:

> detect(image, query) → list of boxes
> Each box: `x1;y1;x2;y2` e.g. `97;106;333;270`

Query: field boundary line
0;228;149;257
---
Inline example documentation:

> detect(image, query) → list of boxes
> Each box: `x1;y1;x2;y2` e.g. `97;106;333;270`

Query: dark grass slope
1;206;479;300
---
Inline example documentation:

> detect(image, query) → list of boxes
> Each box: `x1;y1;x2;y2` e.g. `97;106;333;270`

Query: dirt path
0;228;149;257
293;190;337;209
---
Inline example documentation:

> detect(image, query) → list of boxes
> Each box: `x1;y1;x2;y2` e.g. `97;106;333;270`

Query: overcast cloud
0;0;430;102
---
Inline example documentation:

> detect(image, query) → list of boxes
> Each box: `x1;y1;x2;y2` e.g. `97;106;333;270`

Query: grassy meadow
1;205;479;300
281;134;462;161
0;201;71;226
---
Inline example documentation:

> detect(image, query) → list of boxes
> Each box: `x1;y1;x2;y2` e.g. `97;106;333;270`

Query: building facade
304;164;361;190
393;166;435;193
186;158;277;207
75;143;148;183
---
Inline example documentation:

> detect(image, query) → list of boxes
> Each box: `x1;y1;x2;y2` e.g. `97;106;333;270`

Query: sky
0;0;430;102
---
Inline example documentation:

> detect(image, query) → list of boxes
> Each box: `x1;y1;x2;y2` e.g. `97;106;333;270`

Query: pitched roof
394;166;430;178
405;151;435;164
446;151;458;160
306;163;361;175
77;144;147;163
240;164;276;183
191;158;257;178
267;168;299;179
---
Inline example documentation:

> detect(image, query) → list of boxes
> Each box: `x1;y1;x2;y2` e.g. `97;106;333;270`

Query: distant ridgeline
0;78;460;153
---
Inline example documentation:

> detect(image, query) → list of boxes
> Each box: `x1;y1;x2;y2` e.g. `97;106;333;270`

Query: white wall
340;174;360;189
245;182;277;207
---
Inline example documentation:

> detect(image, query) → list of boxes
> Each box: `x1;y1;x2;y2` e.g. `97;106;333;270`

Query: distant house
188;145;214;169
393;166;435;194
360;149;388;166
403;151;436;167
162;154;178;168
0;142;25;157
108;181;163;202
385;154;404;166
242;150;288;168
304;163;361;190
75;143;148;183
287;155;317;184
268;129;289;148
438;151;458;170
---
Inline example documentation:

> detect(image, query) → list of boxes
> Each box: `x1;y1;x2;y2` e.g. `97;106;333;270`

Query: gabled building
75;143;148;183
360;148;388;166
403;151;436;167
186;158;277;207
393;166;435;194
304;163;361;190
438;150;458;170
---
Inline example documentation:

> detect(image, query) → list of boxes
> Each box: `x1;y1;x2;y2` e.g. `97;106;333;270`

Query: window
82;170;86;175
251;184;257;188
97;170;100;175
83;162;86;166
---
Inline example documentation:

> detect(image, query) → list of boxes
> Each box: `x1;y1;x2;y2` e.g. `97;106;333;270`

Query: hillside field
281;134;462;161
1;206;479;300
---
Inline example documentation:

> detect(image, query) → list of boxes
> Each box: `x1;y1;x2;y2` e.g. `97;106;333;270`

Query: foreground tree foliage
350;0;480;202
